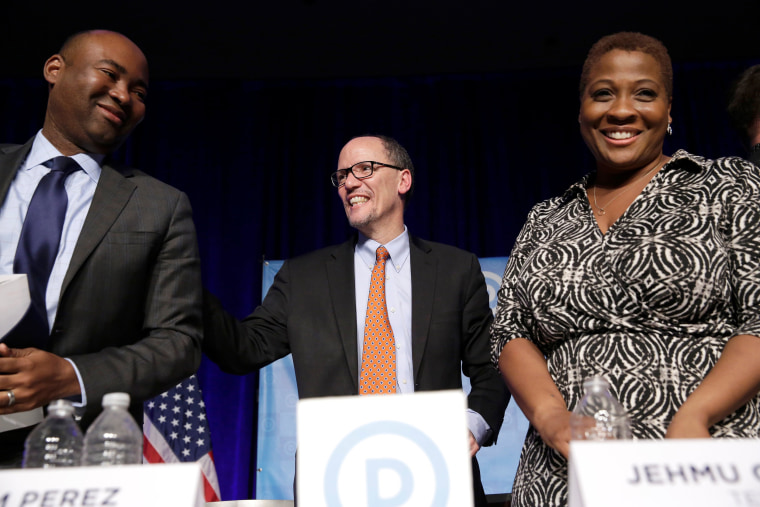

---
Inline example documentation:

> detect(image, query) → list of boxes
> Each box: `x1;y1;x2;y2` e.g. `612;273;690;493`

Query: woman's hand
665;410;711;439
666;335;760;439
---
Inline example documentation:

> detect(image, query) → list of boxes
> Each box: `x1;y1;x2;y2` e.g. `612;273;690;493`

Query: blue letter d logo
366;458;413;506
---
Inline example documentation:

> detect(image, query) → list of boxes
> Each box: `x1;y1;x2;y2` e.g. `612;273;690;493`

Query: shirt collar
566;149;707;201
23;130;105;183
356;226;410;273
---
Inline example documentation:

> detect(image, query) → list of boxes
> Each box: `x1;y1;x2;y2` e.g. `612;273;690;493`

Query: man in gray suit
0;30;202;465
204;135;509;506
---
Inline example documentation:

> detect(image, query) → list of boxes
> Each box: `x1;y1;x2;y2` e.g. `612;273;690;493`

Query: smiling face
336;136;412;244
579;49;671;174
42;31;149;155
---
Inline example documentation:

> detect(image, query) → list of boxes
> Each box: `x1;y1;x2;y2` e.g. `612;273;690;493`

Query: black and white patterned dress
491;150;760;507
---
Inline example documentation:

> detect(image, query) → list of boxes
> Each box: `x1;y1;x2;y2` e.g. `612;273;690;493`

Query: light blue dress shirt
0;131;103;407
353;227;490;445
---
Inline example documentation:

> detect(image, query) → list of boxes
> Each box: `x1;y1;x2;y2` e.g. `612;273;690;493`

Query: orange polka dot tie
359;246;397;395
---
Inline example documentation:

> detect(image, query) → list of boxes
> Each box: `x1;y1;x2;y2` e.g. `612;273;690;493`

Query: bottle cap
102;392;131;409
47;399;75;415
582;375;610;392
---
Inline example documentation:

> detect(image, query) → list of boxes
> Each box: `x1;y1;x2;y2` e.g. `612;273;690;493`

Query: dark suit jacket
204;234;509;445
0;139;203;430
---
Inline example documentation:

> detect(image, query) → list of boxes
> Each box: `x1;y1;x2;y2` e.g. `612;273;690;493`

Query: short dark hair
353;134;415;204
580;32;673;99
727;64;760;146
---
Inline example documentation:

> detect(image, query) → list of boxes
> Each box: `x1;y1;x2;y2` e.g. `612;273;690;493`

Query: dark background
2;1;759;500
4;2;760;81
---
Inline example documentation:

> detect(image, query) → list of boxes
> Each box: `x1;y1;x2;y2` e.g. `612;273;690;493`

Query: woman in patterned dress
491;31;760;507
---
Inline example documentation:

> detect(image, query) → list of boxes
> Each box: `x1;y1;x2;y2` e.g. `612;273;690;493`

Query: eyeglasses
330;160;404;188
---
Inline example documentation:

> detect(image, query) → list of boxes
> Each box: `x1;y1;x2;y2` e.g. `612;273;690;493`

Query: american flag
143;374;221;502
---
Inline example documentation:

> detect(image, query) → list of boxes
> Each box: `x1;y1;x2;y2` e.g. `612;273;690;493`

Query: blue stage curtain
0;59;756;499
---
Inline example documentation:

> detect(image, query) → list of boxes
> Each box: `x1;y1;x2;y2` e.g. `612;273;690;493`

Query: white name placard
297;390;473;507
0;462;204;507
569;438;760;507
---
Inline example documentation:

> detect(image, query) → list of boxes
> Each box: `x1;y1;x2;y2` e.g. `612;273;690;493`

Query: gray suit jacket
204;234;509;445
0;139;203;430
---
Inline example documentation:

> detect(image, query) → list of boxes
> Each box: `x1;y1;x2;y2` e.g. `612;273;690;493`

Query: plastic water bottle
570;375;632;440
22;399;83;468
82;392;142;465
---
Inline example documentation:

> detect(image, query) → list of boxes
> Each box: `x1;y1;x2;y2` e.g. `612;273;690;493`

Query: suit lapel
409;235;436;381
0;140;34;209
326;238;360;391
61;163;136;294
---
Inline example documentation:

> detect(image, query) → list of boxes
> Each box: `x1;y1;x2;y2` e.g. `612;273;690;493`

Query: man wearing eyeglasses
203;135;509;506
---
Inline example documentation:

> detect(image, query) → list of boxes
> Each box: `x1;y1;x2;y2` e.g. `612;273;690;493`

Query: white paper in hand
0;274;30;340
0;274;43;433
